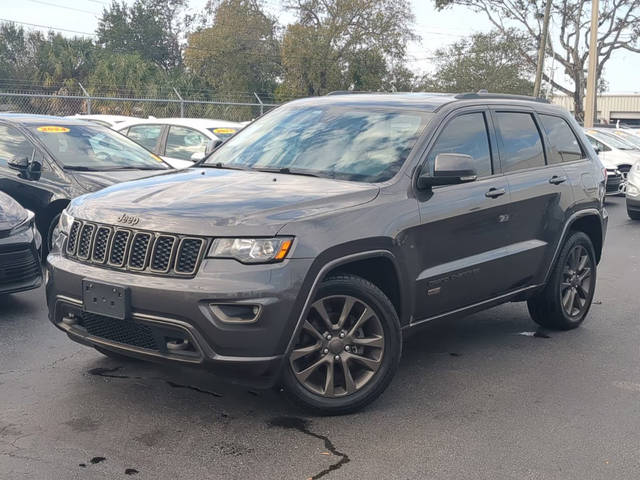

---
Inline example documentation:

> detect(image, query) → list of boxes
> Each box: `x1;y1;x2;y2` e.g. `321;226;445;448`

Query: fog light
209;304;262;323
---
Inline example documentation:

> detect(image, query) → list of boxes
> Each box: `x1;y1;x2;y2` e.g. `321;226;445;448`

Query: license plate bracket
82;279;130;320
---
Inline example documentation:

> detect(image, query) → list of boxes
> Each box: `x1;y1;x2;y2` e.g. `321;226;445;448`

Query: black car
47;93;607;414
0;114;173;255
0;191;41;295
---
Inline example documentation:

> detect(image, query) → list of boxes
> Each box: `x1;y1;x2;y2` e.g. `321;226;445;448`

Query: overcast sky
3;0;640;94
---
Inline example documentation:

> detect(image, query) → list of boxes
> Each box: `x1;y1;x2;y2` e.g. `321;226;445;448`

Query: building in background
552;94;640;126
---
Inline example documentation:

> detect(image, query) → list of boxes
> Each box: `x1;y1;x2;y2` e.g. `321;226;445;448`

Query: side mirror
8;155;29;171
205;139;223;155
417;153;478;189
594;146;601;154
27;160;42;181
190;151;206;162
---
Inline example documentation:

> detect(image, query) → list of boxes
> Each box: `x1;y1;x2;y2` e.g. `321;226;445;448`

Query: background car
0;191;41;295
0;114;173;255
584;128;640;194
117;117;243;169
595;128;640;149
66;114;138;129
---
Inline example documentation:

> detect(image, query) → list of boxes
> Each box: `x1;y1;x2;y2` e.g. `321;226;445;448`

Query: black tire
527;231;597;330
39;212;61;259
281;274;402;415
627;206;640;220
94;346;141;362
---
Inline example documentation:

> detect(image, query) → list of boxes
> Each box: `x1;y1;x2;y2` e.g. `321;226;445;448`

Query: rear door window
495;112;545;172
126;125;163;152
165;126;209;161
426;112;493;178
540;115;584;164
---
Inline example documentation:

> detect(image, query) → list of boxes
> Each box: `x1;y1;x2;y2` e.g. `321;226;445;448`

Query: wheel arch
568;213;603;263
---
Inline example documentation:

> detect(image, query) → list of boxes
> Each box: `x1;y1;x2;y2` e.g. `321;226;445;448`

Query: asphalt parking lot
1;195;640;480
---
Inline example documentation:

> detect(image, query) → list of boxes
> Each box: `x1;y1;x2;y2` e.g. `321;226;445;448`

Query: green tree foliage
278;0;417;97
184;0;281;97
97;0;187;71
420;31;534;95
32;33;96;89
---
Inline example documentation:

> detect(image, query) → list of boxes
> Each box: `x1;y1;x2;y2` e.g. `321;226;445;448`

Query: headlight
634;163;640;173
9;210;35;236
208;237;293;264
58;209;74;235
628;184;640;197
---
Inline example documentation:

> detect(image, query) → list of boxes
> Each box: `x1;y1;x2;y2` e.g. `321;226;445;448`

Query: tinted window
426;112;492;177
29;124;170;171
540;115;584;164
205;104;432;183
165;126;209;161
127;125;163;151
0;125;34;163
496;112;545;172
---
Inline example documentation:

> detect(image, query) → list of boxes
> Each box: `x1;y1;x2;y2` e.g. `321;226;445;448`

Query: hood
0;191;28;232
69;168;380;236
599;149;640;169
70;169;170;192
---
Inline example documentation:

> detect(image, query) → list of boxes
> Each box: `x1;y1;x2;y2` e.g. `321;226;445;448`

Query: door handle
549;175;568;185
485;187;506;198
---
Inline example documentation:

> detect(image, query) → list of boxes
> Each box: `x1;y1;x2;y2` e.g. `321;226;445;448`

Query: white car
117;118;243;169
67;114;138;129
584;128;640;194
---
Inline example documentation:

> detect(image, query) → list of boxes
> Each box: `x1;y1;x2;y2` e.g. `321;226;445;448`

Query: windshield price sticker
213;128;236;134
37;126;70;133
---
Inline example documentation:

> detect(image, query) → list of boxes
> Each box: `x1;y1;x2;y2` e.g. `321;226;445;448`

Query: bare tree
435;0;640;120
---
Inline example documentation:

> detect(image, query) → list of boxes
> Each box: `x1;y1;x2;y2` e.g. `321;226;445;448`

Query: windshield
208;127;238;141
29;123;171;171
586;129;637;150
204;104;432;182
604;130;640;149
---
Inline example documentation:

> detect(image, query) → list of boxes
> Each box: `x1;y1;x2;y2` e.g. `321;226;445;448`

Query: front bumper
46;253;314;387
605;169;622;194
0;224;42;295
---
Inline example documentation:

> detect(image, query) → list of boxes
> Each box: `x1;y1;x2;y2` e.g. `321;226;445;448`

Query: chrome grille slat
65;220;205;277
91;226;112;263
150;235;177;273
128;232;152;270
175;238;205;275
77;223;96;260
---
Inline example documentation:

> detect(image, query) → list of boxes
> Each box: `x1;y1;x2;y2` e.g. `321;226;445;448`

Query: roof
286;91;553;112
117;117;243;130
0;113;94;125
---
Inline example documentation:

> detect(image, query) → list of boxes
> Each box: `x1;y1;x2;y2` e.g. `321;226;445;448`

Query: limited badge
37;126;70;133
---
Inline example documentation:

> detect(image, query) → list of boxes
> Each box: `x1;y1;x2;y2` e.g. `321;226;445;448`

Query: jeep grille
66;220;206;277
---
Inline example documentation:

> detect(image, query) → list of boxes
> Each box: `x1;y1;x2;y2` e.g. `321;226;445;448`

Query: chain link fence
0;91;280;122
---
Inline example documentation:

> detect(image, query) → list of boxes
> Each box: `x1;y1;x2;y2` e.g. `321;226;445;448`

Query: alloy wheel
560;245;593;318
289;295;385;398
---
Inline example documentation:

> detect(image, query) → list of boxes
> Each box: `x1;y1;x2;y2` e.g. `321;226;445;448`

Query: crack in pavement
269;417;349;479
88;366;223;397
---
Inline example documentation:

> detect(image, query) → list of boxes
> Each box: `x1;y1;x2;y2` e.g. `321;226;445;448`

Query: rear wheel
281;275;401;415
528;231;596;330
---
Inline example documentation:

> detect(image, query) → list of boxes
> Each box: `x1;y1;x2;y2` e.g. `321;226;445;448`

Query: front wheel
528;231;596;330
281;275;401;415
627;206;640;220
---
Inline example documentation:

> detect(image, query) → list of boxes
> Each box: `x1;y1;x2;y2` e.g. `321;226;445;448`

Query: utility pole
533;0;553;97
584;0;599;127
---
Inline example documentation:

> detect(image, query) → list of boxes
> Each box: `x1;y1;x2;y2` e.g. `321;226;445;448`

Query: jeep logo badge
117;213;140;226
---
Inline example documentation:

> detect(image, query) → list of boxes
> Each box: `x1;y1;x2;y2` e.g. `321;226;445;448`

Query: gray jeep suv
46;92;607;414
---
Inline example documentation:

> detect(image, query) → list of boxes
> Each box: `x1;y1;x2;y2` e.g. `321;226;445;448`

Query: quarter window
0;125;34;164
427;112;493;177
126;125;163;152
495;112;545;172
540;115;584;164
165;126;209;161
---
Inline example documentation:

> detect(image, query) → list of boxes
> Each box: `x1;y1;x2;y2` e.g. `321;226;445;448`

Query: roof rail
455;91;550;103
326;90;385;96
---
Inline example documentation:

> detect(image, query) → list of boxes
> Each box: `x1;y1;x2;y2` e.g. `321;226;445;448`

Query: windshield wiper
201;162;249;171
63;166;95;171
253;167;320;178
